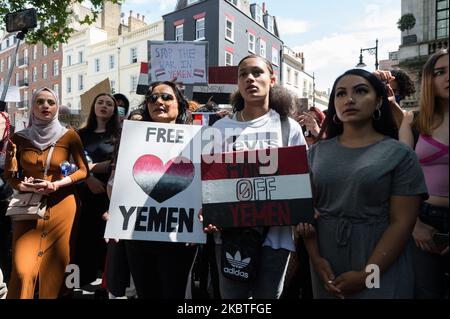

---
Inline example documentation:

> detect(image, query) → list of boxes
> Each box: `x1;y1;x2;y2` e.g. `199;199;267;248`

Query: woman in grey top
300;69;428;299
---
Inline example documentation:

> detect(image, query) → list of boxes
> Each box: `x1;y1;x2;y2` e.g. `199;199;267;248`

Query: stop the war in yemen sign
104;120;206;244
201;146;314;228
148;41;208;85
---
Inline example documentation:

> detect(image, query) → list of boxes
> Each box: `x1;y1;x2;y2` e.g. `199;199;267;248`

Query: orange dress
4;129;88;299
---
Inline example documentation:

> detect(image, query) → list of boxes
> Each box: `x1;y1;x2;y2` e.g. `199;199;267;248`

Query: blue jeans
215;245;290;299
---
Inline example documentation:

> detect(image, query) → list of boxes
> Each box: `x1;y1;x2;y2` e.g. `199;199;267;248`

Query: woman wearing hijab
3;87;89;299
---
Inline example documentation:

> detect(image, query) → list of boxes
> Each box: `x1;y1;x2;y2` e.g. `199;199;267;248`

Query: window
294;71;299;87
67;55;72;66
78;74;84;91
23;91;28;108
195;18;205;40
286;67;292;84
24;70;28;82
53;60;59;76
78;51;84;63
130;75;138;92
272;47;279;66
130;48;137;63
255;6;263;25
33;67;37;82
23;49;28;64
436;0;449;38
53;84;59;98
248;33;256;53
66;77;72;93
43;44;48;56
42;64;47;80
0;60;3;72
175;25;184;41
111;80;116;94
226;0;238;5
267;16;274;33
94;58;100;72
109;55;115;69
225;51;233;66
33;45;37;60
225;18;234;41
54;43;59;52
7;56;11;69
260;39;266;58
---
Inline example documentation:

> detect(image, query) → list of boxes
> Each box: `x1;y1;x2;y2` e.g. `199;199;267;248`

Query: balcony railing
17;57;29;67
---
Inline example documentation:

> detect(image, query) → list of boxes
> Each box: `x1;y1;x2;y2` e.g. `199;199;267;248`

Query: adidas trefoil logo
226;251;251;269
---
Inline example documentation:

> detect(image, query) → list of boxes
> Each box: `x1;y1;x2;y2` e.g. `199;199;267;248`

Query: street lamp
356;39;379;70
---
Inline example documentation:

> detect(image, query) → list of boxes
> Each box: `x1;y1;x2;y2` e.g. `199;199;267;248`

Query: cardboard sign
104;120;206;244
201;146;314;228
79;78;111;122
148;41;208;85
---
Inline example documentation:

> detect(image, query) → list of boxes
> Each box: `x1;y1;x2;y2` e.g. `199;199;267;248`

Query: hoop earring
333;114;342;125
373;108;381;121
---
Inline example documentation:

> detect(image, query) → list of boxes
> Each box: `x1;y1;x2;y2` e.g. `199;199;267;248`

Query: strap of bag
280;116;290;147
43;144;56;179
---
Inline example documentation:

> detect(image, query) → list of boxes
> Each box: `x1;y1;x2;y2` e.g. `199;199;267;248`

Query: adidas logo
226;251;251;269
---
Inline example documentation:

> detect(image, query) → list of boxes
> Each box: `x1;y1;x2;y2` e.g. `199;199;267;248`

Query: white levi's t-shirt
210;109;307;252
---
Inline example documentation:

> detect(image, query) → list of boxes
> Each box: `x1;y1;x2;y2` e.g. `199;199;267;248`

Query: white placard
104;120;206;244
148;41;208;85
0;85;21;102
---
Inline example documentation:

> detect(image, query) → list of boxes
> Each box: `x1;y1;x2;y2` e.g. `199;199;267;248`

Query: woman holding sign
203;55;307;299
4;87;88;298
121;81;196;299
301;69;428;298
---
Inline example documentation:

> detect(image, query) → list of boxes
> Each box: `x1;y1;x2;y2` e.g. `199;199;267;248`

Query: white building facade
62;21;163;112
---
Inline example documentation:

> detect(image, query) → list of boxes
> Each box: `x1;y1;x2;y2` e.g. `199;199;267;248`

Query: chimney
262;2;266;14
137;13;140;19
129;10;132;17
142;15;145;21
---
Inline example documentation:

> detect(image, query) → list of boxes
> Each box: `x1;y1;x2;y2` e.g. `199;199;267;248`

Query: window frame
195;17;206;40
225;18;234;42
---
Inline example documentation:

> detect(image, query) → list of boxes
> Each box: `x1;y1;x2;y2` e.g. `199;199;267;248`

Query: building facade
396;0;449;108
164;0;283;103
62;20;163;113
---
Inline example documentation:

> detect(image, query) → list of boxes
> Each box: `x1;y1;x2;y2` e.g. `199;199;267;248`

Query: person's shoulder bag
5;144;56;221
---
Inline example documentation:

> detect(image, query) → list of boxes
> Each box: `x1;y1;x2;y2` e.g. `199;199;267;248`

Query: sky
121;0;402;92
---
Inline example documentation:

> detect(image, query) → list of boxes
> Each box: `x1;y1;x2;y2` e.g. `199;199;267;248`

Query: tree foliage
397;13;416;33
0;0;121;48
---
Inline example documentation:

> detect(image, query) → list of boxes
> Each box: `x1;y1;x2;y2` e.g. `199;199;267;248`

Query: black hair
230;55;293;118
390;69;416;98
137;81;189;124
319;68;398;140
78;93;121;139
113;93;130;114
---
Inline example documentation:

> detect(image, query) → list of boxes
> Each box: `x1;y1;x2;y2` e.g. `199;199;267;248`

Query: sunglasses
146;93;175;103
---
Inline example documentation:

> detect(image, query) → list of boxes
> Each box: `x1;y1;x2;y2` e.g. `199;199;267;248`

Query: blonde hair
416;49;448;136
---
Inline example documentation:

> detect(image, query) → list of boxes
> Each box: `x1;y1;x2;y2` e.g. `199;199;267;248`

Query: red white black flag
201;146;314;228
136;62;150;95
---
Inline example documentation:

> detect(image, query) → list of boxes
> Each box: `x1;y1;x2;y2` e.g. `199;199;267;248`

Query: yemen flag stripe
202;174;312;204
201;145;309;181
202;198;315;228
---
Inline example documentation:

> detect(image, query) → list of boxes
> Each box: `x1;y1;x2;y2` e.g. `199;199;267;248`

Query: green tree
0;0;121;47
397;13;416;35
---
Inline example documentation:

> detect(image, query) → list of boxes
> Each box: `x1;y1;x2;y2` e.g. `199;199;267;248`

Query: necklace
240;111;246;122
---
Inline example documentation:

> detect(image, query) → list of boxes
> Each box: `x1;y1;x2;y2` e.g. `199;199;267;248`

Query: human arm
399;111;415;148
333;195;422;298
296;112;321;137
89;160;111;174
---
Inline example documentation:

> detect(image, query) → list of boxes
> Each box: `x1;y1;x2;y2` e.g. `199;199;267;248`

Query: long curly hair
319;69;398;140
230;55;293;118
390;69;416;98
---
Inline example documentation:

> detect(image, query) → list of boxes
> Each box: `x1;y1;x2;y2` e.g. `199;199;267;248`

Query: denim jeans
215;245;290;299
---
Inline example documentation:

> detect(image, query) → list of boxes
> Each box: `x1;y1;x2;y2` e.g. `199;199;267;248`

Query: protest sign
201;146;314;228
104;120;206;244
148;41;208;85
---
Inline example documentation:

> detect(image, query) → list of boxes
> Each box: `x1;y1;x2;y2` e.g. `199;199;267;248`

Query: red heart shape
132;155;195;203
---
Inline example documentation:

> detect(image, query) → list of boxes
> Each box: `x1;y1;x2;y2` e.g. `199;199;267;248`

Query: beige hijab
16;87;68;150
